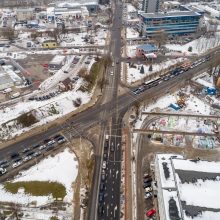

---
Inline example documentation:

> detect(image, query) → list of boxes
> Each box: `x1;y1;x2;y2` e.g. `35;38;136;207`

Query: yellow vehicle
42;40;58;49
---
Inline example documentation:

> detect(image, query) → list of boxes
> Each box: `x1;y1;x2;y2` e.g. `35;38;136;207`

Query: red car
146;208;156;217
42;63;48;68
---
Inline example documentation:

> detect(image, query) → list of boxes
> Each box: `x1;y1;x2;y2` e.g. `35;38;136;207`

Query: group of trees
1;27;16;40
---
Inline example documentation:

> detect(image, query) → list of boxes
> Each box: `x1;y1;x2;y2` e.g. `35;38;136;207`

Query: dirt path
68;138;94;220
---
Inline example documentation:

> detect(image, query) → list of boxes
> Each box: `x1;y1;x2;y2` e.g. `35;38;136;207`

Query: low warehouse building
49;55;66;70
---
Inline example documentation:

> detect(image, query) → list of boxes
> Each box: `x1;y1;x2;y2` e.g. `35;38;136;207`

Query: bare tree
154;30;167;48
1;27;15;40
97;78;108;92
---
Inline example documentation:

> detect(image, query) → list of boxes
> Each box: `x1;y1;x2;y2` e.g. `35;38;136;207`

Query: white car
110;71;114;75
23;156;32;162
145;192;153;199
145;187;153;193
39;145;46;150
47;140;55;146
0;167;7;175
12;161;22;168
102;161;107;169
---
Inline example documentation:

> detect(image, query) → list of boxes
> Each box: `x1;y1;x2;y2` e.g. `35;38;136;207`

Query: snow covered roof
16;8;35;13
49;55;66;64
140;11;201;19
137;44;158;52
155;154;220;220
0;74;13;85
156;154;183;189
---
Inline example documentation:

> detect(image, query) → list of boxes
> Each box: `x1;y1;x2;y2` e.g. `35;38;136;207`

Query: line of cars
0;134;66;176
28;91;61;101
98;135;110;216
132;55;211;96
143;173;157;219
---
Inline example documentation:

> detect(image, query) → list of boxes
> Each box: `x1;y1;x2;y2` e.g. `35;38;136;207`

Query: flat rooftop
155;154;220;220
50;55;66;64
141;11;201;19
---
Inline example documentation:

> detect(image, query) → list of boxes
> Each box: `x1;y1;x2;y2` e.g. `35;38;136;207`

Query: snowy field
126;28;139;39
125;58;183;84
0;148;78;206
0;78;91;141
166;32;220;55
132;86;217;147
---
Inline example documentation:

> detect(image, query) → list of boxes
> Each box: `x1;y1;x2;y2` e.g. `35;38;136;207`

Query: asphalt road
0;13;218;220
0;57;214;164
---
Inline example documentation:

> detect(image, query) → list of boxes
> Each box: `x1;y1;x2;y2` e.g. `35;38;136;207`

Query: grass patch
4;181;66;200
3;210;12;216
81;56;111;92
17;112;38;127
50;217;59;220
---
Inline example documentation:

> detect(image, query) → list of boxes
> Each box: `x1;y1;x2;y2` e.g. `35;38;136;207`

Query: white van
3;88;12;94
10;92;20;99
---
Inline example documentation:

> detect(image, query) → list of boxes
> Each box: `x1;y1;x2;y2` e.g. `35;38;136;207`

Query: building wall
155;156;167;220
140;14;201;36
139;0;160;13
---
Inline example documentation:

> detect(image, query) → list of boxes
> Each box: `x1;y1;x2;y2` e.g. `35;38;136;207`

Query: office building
138;0;160;13
139;11;202;36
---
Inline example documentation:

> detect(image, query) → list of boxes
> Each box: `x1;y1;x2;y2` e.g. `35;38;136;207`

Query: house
59;78;73;91
42;40;58;49
136;44;158;58
16;8;35;21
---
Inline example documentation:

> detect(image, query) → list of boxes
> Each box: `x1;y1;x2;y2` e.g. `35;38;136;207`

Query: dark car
0;160;7;166
13;157;22;163
99;192;104;202
144;177;152;183
26;151;34;157
11;153;19;159
98;204;104;215
103;153;107;160
100;182;105;191
32;144;40;149
0;162;10;169
101;172;106;181
110;144;115;152
22;148;30;154
143;182;151;188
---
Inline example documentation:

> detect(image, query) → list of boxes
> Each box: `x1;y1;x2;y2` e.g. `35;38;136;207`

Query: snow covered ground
0;78;91;141
126;28;139;39
166;32;220;55
193;72;214;88
126;45;137;57
125;58;184;84
132;86;218;147
0;148;78;206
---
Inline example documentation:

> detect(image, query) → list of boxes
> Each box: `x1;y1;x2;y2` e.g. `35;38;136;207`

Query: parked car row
143;173;153;199
28;91;61;101
0;134;66;175
132;55;211;96
98;135;109;216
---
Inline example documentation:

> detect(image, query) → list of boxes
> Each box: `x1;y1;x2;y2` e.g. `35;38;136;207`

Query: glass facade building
139;11;202;36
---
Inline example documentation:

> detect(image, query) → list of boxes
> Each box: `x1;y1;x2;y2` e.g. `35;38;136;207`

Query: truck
10;92;20;99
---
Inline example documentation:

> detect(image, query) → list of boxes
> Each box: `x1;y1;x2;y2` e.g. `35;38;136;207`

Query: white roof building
155;154;220;220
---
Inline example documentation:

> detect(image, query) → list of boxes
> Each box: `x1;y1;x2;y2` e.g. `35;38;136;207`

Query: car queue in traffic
0;134;66;176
